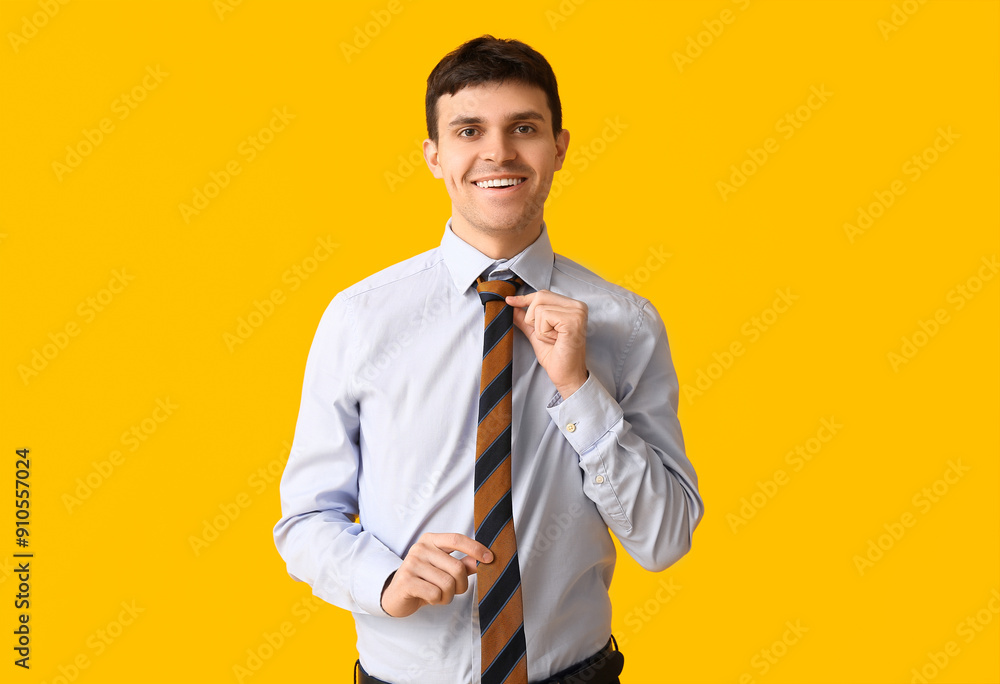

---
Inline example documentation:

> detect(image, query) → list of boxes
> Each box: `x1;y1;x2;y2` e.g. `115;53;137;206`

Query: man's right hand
380;532;493;618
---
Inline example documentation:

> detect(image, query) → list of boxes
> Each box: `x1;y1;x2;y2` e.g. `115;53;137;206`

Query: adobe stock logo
738;619;809;684
340;0;407;63
717;85;833;201
231;594;328;683
188;441;292;556
853;459;970;575
907;588;999;683
546;116;628;204
52;65;169;181
545;0;588;31
223;235;338;352
179;107;295;224
682;288;798;404
878;0;928;40
843;127;959;244
7;0;70;53
31;600;144;682
62;397;179;514
727;417;842;533
614;245;672;294
617;576;682;647
17;268;136;385
673;0;752;73
214;0;243;20
886;255;997;372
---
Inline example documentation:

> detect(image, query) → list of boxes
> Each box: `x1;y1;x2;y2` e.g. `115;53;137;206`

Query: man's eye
459;128;477;137
515;125;534;134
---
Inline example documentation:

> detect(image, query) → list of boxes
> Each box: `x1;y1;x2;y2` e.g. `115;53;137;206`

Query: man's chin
457;207;529;234
475;216;534;236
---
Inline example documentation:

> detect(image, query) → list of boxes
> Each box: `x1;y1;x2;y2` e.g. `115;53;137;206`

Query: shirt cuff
351;547;404;617
545;372;623;455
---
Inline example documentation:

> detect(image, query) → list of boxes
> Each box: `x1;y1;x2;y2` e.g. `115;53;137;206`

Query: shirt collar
440;217;554;294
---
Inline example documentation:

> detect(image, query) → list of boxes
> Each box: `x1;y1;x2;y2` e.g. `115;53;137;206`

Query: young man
273;36;703;684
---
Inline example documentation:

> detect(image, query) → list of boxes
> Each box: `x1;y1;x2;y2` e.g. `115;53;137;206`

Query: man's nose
479;132;516;164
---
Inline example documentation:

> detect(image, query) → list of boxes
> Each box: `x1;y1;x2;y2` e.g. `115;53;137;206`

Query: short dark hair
425;35;562;144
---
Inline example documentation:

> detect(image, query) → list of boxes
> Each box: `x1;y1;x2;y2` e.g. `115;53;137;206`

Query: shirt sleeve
273;291;403;615
545;299;703;571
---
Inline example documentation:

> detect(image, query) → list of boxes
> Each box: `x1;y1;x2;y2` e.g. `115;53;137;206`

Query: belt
355;636;624;684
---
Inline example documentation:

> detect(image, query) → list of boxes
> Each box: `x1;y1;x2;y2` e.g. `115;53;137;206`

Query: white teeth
475;177;525;188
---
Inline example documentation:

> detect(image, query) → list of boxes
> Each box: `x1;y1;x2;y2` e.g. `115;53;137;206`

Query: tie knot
476;274;523;305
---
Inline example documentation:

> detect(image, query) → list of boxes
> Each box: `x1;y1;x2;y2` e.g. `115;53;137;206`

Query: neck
450;215;543;260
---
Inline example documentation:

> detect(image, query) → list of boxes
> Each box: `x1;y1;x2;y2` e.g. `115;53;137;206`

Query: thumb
511;305;532;336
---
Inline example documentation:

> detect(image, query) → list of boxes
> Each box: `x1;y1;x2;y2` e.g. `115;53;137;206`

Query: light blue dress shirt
273;219;703;683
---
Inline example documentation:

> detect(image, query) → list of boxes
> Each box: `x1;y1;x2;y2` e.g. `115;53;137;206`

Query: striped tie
475;273;528;684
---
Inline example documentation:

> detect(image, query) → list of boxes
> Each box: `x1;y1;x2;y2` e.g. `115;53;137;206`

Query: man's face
424;81;570;248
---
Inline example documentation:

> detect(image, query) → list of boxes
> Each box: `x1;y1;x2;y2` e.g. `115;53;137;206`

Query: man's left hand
506;290;589;398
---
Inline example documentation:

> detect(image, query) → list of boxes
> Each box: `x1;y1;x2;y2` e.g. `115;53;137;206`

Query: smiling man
429;79;564;262
274;35;703;684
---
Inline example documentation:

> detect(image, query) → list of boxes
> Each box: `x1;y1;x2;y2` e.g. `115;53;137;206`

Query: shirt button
566;423;576;433
595;475;605;484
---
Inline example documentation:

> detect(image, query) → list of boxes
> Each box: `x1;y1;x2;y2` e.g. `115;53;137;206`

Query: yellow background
2;0;998;682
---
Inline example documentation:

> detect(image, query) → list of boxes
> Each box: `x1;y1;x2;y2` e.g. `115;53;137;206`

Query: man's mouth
473;177;526;189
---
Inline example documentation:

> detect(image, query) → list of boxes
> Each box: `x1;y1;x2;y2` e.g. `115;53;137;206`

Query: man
273;35;703;684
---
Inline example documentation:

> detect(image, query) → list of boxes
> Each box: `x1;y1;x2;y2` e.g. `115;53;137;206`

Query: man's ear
423;138;443;179
553;128;570;171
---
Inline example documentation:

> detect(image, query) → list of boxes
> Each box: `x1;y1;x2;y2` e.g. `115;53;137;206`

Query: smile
474;177;526;188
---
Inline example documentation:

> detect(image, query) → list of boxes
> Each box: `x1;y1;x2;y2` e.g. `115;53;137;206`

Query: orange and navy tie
474;273;528;684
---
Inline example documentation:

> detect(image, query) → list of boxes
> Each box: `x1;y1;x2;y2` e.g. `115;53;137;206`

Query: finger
505;293;534;307
393;564;443;607
412;562;460;605
429;532;494;564
536;313;552;341
407;576;446;606
511;305;532;336
426;554;473;601
447;562;470;596
460;555;479;575
414;545;470;580
534;306;583;337
534;307;559;342
507;290;578;308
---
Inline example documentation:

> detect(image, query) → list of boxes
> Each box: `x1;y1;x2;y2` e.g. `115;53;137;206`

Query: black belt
355;636;624;684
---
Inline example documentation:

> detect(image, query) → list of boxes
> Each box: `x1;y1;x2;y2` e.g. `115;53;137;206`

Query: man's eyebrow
447;110;547;128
